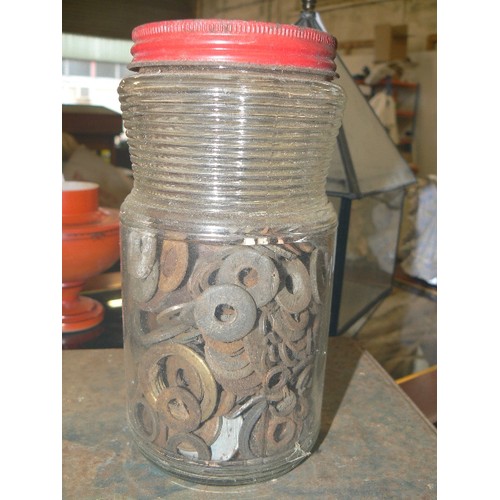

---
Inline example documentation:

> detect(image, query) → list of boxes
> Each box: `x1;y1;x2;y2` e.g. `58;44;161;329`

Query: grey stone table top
62;337;437;499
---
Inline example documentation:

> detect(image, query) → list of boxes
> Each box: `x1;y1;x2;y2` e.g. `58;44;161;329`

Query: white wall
309;0;437;54
199;0;437;54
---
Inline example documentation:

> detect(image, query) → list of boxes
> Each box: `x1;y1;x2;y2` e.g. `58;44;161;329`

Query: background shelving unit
356;77;420;166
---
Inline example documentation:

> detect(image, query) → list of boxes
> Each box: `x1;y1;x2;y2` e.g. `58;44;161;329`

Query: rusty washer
275;258;312;313
158;240;190;293
217;247;279;307
193;284;257;342
156;386;202;433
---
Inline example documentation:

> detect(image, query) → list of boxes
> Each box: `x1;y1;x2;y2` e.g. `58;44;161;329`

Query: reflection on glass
330;189;405;334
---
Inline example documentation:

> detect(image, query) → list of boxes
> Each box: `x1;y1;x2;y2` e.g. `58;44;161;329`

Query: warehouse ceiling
62;0;198;40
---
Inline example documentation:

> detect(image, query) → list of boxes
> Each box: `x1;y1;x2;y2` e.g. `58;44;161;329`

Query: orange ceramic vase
62;181;120;332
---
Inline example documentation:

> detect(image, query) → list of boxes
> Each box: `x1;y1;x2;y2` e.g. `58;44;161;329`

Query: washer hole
168;398;190;421
208;269;218;286
285;275;295;293
273;422;288;443
268;371;284;389
264;317;272;334
156;368;169;393
175;368;187;387
214;304;237;323
238;267;259;288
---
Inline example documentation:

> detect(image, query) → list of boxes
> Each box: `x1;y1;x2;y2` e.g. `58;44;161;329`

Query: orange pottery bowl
62;181;120;333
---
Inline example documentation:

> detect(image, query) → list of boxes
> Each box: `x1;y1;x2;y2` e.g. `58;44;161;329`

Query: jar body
119;63;344;485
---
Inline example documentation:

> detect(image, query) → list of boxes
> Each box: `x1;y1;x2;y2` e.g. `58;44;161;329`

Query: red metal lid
129;19;337;72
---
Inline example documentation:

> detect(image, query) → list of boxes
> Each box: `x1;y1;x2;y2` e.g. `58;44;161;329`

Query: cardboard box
374;24;408;62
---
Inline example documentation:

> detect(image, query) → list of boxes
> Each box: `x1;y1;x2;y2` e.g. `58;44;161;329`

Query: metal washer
130;260;160;304
130;394;159;443
166;433;211;461
138;343;217;422
127;230;157;280
158;240;189;293
217;247;279;307
156;386;202;433
309;248;327;304
194;284;257;342
275;258;312;314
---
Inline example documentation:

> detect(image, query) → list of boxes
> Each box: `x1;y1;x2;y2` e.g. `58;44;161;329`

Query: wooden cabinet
62;104;123;164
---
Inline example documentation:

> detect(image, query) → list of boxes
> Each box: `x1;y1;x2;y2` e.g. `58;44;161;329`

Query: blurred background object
62;180;120;334
62;129;133;208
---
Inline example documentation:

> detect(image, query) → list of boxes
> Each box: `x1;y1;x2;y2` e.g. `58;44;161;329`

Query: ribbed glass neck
118;65;344;242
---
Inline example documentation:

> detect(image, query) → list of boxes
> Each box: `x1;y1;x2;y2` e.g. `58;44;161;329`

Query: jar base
133;431;313;486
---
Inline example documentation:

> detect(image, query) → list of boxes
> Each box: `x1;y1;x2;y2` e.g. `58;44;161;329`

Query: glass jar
118;19;345;485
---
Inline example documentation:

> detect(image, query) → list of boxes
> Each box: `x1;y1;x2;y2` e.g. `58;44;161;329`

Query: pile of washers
125;230;328;462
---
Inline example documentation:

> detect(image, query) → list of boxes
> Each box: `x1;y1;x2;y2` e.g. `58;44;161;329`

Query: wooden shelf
396;110;415;118
62;104;123;164
397;365;437;425
375;78;418;89
355;77;419;161
356;78;418;89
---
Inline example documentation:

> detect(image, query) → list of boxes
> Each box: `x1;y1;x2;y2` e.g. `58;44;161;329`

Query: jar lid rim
129;19;337;72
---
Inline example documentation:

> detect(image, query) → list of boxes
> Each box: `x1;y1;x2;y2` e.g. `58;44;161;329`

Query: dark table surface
62;333;437;499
